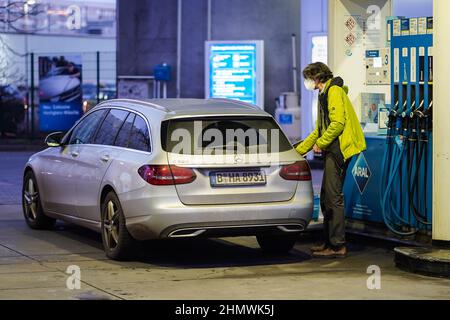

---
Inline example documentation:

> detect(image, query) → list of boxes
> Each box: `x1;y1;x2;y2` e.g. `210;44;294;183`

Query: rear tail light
279;161;312;181
138;165;196;185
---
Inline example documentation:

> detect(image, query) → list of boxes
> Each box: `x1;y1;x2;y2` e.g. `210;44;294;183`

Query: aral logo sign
352;153;371;194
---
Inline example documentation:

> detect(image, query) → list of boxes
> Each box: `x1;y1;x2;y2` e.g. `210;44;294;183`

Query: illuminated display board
205;41;264;108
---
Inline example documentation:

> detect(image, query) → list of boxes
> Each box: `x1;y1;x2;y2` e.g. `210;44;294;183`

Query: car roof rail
98;99;169;112
207;98;262;111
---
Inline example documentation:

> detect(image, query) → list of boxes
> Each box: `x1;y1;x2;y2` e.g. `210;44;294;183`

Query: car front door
39;144;80;215
41;109;108;216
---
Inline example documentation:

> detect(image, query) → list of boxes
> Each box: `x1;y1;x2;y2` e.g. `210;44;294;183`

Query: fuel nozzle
418;103;432;135
424;100;433;130
391;100;400;117
401;100;408;118
414;100;426;118
409;100;417;118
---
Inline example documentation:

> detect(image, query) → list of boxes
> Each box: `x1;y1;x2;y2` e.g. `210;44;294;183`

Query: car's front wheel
22;170;56;229
101;191;135;260
256;234;298;254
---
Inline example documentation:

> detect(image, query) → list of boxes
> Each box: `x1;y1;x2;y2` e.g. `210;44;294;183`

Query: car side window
93;109;129;146
114;112;135;148
68;109;107;145
128;115;151;152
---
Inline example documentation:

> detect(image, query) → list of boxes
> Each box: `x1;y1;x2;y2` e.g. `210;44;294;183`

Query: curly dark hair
302;62;334;83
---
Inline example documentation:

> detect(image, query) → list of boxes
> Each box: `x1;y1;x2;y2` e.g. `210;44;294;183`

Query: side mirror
45;132;65;147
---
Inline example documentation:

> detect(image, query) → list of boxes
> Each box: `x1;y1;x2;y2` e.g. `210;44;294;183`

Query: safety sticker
345;17;356;31
345;33;357;46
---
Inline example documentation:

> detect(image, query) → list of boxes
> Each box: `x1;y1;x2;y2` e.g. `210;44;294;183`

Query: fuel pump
380;17;433;236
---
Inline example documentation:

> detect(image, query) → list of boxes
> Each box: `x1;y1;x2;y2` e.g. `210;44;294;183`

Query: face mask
304;79;316;91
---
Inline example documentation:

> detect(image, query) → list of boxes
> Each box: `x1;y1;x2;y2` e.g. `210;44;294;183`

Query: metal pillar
96;51;101;104
30;52;35;136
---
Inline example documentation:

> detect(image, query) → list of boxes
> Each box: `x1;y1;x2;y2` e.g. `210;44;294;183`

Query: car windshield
162;116;292;155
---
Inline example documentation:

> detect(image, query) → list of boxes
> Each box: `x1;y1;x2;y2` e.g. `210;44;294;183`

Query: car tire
256;234;298;254
22;170;56;230
101;191;135;260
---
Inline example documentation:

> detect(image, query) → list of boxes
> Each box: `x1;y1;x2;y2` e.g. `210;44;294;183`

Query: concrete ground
1;151;450;300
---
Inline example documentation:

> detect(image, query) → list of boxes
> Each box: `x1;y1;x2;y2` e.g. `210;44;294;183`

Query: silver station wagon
22;99;314;260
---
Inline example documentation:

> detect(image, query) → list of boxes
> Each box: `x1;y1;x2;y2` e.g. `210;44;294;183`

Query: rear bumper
123;189;313;240
159;219;308;239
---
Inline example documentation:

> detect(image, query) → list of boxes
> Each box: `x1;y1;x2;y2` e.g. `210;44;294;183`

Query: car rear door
73;108;131;221
163;116;304;205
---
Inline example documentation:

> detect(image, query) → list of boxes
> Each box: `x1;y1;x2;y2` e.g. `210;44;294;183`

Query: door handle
71;151;79;158
100;155;110;162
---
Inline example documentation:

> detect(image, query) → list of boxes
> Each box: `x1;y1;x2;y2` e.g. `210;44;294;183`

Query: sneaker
312;246;347;258
310;243;327;252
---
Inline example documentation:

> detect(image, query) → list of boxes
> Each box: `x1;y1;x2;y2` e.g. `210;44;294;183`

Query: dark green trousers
320;148;350;249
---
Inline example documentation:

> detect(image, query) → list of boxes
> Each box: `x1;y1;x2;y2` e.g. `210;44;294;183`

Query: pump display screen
205;41;264;108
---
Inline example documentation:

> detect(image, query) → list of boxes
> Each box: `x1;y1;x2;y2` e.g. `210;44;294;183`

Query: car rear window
128;115;151;152
114;112;135;148
161;116;292;155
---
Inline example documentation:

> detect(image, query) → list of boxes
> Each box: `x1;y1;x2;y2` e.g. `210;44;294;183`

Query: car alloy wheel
103;200;120;250
101;191;135;260
23;178;38;221
22;171;56;229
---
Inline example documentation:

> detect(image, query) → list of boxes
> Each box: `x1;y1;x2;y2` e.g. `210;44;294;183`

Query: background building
0;0;116;136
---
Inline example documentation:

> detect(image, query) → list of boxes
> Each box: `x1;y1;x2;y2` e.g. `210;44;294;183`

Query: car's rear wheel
22;171;56;229
256;234;298;254
101;191;135;260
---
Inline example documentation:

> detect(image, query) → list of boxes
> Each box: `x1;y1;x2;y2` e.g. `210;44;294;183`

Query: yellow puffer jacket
296;78;366;161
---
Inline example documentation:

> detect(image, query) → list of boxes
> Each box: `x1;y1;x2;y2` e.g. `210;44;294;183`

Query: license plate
210;171;266;187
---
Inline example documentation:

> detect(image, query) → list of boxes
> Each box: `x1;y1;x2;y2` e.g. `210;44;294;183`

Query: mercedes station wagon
22;99;313;260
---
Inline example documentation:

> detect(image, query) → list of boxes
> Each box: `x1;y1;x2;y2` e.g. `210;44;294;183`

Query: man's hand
313;144;322;153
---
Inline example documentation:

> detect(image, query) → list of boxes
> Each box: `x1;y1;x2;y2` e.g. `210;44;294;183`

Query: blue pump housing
344;17;433;236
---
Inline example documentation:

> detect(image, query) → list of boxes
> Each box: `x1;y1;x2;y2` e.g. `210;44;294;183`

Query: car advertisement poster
38;55;83;132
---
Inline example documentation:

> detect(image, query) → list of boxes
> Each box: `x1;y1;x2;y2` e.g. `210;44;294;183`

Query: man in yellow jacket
297;62;366;258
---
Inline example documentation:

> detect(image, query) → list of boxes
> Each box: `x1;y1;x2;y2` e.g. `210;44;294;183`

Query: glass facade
0;0;115;37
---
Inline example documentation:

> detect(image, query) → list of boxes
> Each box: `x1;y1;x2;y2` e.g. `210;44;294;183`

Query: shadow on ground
52;221;314;268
